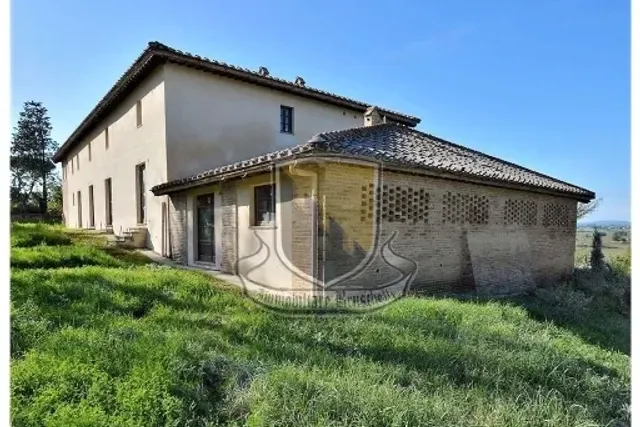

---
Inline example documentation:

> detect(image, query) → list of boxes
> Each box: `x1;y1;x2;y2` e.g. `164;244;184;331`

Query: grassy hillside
575;228;631;265
11;223;630;426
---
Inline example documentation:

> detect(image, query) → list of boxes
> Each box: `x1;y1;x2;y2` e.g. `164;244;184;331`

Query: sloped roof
52;41;420;162
151;123;594;201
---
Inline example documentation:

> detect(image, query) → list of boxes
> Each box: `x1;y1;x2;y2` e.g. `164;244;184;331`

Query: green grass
11;223;630;426
575;228;631;265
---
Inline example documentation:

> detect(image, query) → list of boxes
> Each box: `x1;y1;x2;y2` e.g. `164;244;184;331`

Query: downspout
287;162;319;295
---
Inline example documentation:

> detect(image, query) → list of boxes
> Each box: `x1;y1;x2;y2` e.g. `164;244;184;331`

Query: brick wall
306;163;578;296
168;193;187;264
220;182;238;274
290;173;315;290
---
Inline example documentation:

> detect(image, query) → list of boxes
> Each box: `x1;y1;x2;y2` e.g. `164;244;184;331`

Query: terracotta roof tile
152;123;595;201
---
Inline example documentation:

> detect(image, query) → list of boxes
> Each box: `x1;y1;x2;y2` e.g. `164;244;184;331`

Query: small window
71;158;74;174
76;154;80;171
105;128;109;149
62;161;66;179
253;184;276;226
88;142;92;162
72;192;75;206
136;100;143;127
280;106;293;134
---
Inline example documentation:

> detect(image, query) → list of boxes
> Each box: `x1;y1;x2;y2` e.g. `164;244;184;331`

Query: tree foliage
590;228;605;272
577;197;601;220
11;101;59;213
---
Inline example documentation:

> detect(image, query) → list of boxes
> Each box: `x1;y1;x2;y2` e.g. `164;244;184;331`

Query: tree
590;228;605;272
577;197;602;220
612;230;628;242
11;101;59;213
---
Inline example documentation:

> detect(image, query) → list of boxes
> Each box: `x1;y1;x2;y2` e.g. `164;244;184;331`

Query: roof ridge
53;41;420;162
148;41;419;121
401;126;594;195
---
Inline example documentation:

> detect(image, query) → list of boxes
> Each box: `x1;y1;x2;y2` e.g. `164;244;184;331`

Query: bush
590;229;605;272
610;248;631;277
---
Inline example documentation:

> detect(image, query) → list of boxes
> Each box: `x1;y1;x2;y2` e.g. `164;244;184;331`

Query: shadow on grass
210;305;628;427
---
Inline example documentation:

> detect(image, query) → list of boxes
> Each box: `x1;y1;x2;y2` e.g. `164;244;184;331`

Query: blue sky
11;0;629;221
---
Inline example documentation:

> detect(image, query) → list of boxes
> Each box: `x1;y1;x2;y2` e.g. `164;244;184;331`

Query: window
136;100;143;127
71;158;74;174
280;105;293;134
62;161;66;179
136;163;146;224
88;142;92;162
253;184;275;226
72;192;75;206
105;128;109;149
76;154;80;171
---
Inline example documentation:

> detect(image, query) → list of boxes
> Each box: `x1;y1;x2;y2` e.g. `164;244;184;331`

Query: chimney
258;66;270;77
295;76;306;87
364;106;384;126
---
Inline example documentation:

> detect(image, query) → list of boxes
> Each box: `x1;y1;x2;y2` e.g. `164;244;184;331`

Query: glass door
197;194;215;263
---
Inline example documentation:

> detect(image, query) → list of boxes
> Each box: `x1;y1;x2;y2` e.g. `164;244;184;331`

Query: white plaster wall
61;67;168;252
163;64;365;181
236;174;293;290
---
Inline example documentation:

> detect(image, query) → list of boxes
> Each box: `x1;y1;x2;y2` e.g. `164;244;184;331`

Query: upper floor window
280;105;293;134
71;157;74;174
62;161;66;179
76;154;80;171
253;183;276;226
136;100;143;127
88;142;92;162
105;127;109;149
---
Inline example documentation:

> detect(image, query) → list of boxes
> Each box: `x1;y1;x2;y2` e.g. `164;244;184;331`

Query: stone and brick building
54;41;594;298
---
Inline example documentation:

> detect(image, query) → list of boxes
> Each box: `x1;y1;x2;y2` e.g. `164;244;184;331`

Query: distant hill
578;220;630;229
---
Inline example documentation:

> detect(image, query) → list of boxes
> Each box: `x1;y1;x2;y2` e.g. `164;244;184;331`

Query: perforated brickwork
442;192;489;225
542;203;570;227
377;184;430;224
503;199;537;226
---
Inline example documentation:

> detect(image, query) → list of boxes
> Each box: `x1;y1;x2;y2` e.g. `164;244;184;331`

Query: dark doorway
88;185;95;228
77;191;82;228
105;178;113;226
197;194;215;263
136;163;146;224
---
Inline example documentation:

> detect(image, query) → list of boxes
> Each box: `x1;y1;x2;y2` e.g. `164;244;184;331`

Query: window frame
252;183;276;227
105;127;109;149
136;100;143;128
280;105;294;134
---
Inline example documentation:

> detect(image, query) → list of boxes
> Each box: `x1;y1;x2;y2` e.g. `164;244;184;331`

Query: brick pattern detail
380;185;429;224
503;199;537;226
312;165;577;296
220;182;237;274
317;163;377;283
542;203;570;228
168;193;187;264
442;192;489;225
291;174;315;290
360;184;377;223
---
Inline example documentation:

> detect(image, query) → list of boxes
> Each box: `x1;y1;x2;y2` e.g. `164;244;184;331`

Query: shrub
590;229;605;272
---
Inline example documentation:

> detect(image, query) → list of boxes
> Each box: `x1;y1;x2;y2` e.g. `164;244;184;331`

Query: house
54;41;595;299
